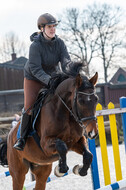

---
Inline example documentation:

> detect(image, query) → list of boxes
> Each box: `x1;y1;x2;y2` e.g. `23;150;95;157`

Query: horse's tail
0;138;8;167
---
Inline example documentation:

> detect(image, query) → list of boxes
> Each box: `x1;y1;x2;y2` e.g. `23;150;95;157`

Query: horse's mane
56;63;93;94
67;62;84;77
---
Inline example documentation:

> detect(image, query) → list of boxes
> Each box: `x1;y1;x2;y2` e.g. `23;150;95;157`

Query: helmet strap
43;27;53;40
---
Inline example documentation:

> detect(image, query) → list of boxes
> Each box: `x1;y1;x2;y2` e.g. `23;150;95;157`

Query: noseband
57;88;97;133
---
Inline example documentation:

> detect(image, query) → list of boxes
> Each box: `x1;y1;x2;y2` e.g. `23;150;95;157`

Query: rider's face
42;24;56;39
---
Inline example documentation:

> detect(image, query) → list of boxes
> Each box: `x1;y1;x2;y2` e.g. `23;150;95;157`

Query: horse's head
71;72;98;139
55;63;98;139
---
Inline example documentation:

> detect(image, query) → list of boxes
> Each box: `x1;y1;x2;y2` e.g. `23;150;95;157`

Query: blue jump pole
120;97;126;153
88;139;100;190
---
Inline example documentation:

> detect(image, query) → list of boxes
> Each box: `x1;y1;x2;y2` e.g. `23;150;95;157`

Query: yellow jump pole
97;103;111;185
108;102;122;181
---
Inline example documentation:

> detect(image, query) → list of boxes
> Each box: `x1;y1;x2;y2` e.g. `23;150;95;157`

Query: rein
57;89;97;134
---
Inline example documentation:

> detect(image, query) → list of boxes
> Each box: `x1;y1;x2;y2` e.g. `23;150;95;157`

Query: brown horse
0;68;98;190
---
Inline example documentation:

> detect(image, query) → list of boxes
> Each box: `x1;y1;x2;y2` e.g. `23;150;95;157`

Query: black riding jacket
24;32;72;85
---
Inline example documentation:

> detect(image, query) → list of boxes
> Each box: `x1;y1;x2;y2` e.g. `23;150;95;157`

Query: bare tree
0;32;27;62
88;3;124;82
58;8;100;76
59;3;124;82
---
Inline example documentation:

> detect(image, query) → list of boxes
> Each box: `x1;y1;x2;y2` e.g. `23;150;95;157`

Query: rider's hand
48;73;69;93
48;75;61;92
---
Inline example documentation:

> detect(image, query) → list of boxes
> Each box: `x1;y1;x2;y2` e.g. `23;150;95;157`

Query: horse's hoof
59;165;69;173
73;165;82;175
73;165;87;176
79;168;87;176
54;165;66;177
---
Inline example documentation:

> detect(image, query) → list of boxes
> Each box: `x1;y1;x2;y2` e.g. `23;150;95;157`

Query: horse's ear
89;72;98;86
75;74;83;88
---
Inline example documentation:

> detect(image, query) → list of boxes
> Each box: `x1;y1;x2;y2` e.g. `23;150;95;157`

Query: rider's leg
13;78;44;151
13;110;32;151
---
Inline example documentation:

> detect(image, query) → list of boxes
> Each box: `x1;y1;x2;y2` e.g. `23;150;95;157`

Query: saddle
32;88;51;128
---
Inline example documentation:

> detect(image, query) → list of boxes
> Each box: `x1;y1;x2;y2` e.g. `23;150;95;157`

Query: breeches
24;78;45;113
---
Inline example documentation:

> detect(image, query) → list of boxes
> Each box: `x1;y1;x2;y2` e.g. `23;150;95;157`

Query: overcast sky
0;0;126;81
0;0;126;42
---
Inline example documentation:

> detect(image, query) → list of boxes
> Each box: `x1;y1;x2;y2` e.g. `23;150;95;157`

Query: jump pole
0;171;10;178
97;179;126;190
0;169;73;189
23;168;73;190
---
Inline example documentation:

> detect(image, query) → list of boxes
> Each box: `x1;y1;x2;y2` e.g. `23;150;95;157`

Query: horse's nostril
88;132;92;138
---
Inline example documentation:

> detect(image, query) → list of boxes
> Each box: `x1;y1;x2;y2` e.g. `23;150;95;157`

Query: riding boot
13;112;31;151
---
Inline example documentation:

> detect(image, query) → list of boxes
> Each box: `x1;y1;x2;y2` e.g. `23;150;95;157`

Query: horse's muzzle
88;129;98;139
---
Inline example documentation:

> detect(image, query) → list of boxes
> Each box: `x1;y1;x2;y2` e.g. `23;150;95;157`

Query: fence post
97;103;111;186
108;102;122;181
88;139;100;190
120;97;126;153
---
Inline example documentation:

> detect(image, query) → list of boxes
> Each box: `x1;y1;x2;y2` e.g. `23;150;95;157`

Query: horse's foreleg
9;156;29;190
55;138;69;174
31;164;52;190
72;136;93;176
7;136;29;190
12;173;26;190
78;145;93;176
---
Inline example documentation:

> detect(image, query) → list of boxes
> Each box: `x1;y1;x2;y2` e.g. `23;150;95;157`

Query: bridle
57;88;97;134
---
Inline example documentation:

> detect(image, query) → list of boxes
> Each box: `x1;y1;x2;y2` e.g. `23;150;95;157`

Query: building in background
96;67;126;107
0;53;27;112
0;53;27;90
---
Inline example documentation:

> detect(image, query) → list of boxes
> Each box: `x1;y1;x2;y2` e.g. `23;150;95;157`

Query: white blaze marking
91;129;95;138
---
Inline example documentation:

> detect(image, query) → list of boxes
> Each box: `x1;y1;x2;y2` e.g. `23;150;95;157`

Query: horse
0;66;98;190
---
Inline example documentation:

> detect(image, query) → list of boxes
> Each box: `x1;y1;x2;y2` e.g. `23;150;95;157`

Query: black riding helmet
37;13;59;29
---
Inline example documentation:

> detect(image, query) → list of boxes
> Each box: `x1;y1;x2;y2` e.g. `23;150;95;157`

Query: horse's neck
55;78;74;95
55;91;71;110
53;79;74;117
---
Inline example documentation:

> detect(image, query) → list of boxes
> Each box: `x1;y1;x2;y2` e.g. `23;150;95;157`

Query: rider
13;13;73;151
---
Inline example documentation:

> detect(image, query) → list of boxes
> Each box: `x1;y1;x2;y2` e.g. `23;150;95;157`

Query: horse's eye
78;97;85;104
86;96;91;101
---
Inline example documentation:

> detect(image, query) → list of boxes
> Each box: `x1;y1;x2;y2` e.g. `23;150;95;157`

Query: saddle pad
17;124;21;139
16;124;43;151
17;124;35;139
